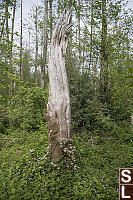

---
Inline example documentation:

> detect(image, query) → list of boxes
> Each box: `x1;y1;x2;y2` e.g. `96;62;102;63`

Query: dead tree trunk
47;9;73;161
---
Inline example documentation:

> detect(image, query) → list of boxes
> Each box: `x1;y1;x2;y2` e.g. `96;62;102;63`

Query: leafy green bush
0;106;9;134
8;87;48;132
69;72;103;131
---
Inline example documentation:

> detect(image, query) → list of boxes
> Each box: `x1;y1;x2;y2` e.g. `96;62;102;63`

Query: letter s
121;170;131;183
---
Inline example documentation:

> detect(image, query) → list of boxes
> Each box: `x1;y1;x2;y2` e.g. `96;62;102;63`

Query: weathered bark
47;9;73;161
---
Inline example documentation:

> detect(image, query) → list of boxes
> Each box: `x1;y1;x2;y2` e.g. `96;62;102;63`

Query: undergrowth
0;124;133;199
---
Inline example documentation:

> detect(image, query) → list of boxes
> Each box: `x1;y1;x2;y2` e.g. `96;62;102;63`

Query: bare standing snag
47;9;73;161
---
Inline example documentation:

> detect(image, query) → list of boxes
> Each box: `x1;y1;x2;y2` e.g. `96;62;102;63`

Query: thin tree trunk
29;30;30;50
40;34;43;87
5;1;9;41
47;9;73;161
41;0;48;89
0;13;6;41
20;0;23;79
35;6;38;85
49;0;53;41
9;0;17;96
11;0;16;60
67;0;73;73
78;0;81;70
89;0;93;71
100;0;108;103
5;1;10;96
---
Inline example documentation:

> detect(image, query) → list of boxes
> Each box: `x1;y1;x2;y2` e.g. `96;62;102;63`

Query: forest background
0;0;133;199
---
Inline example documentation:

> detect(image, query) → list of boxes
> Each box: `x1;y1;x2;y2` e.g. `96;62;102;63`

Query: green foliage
8;86;48;132
0;69;132;200
68;70;101;130
0;0;133;199
108;71;133;122
0;124;133;199
22;50;34;85
126;67;133;86
0;106;9;134
73;127;133;199
0;128;48;200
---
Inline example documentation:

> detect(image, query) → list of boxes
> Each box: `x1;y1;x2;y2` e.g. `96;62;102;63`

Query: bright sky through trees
14;0;133;46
